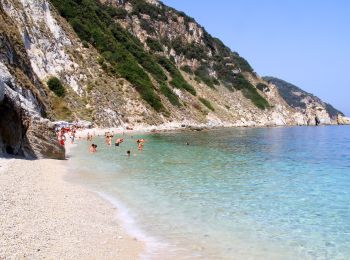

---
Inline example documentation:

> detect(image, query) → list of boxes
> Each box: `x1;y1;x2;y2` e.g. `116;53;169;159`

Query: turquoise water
68;126;350;259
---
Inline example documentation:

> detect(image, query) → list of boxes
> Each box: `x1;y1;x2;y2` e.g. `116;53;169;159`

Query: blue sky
162;0;350;115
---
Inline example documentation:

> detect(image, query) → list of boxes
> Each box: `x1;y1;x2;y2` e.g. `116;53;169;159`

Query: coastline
74;121;350;140
0;157;143;259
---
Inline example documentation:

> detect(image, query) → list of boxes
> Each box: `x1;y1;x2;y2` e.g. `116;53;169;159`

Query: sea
67;126;350;260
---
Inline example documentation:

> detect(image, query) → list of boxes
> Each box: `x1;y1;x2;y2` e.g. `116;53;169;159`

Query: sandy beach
0;157;143;259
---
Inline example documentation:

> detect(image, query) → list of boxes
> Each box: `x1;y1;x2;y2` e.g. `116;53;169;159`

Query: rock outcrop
0;4;64;159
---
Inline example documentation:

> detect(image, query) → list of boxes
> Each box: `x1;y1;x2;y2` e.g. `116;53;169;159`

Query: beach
0;157;143;259
1;125;350;259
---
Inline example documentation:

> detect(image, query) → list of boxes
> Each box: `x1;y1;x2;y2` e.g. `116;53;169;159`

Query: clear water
68;126;350;260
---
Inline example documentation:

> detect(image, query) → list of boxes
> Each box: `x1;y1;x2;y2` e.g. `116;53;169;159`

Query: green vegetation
86;82;95;93
233;74;269;110
208;37;253;73
139;18;156;34
199;97;215;111
171;38;207;60
52;0;270;112
51;97;72;120
113;7;128;19
130;0;167;21
181;65;193;74
256;83;269;92
146;38;163;52
232;54;253;73
194;65;216;89
156;56;196;95
263;76;307;110
51;0;166;111
47;77;65;97
82;40;89;48
159;83;181;107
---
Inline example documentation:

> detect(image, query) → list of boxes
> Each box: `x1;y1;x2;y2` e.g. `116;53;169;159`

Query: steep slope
263;76;344;125
48;0;308;127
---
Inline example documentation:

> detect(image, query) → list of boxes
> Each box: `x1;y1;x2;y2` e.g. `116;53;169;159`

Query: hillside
0;0;348;158
263;76;343;123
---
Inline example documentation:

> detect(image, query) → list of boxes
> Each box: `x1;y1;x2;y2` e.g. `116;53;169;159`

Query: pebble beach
0;157;143;259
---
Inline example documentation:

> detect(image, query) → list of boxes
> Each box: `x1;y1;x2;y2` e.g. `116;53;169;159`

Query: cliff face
0;0;346;157
0;3;64;158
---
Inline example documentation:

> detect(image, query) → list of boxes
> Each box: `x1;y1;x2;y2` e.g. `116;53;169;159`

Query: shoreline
74;122;349;140
65;141;169;259
0;157;144;259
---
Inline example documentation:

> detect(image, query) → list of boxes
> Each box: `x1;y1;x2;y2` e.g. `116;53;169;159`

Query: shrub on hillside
233;74;269;110
181;65;193;74
194;65;216;89
156;56;196;95
114;8;128;19
160;83;181;107
146;38;163;52
47;77;65;97
199;97;215;111
256;83;269;92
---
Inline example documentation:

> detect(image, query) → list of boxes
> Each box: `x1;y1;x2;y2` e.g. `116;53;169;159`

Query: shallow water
68;126;350;259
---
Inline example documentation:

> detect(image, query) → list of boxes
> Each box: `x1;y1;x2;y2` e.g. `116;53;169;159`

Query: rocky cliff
0;0;347;158
0;2;64;158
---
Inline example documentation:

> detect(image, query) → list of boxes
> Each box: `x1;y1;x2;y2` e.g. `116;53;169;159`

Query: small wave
97;191;170;260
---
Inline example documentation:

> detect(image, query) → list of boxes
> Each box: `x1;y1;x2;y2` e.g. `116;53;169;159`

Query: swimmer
138;142;144;151
89;144;97;153
136;138;145;144
126;150;131;157
136;138;146;151
115;138;124;147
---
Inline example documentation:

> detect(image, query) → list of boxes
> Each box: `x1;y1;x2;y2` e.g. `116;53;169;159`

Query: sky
162;0;350;115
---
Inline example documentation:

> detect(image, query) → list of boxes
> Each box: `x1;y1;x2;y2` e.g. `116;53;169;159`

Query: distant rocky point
263;76;347;125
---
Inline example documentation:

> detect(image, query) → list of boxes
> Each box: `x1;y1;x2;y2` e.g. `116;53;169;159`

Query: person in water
107;136;112;146
136;138;145;151
115;138;124;147
126;150;131;157
89;144;97;153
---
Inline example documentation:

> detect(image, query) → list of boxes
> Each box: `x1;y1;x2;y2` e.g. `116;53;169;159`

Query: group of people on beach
87;131;146;156
56;126;77;146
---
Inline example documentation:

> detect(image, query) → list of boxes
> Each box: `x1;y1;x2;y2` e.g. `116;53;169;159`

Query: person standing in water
136;138;145;151
89;144;97;153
